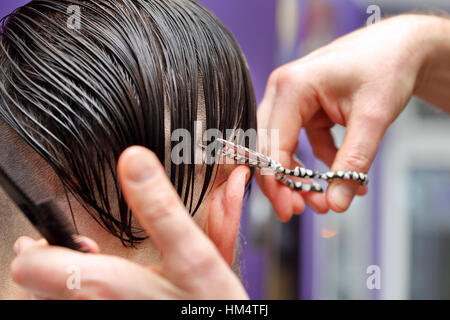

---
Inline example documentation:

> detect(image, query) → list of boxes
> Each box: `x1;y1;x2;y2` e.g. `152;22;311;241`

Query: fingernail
74;236;100;254
330;182;356;211
13;236;37;256
126;154;155;183
13;240;21;256
244;170;251;184
292;154;305;167
292;192;305;214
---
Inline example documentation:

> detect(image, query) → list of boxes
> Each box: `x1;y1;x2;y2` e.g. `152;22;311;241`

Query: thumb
327;113;387;212
117;146;216;265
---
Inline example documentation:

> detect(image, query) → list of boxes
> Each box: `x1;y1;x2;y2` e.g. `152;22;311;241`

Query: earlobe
207;166;250;266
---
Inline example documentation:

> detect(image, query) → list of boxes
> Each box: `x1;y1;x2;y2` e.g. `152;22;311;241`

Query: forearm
414;15;450;112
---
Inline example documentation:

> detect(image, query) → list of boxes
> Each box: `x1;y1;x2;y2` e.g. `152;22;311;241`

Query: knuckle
275;66;297;90
143;162;168;185
267;65;299;95
148;188;180;216
267;68;281;87
137;196;175;227
362;108;389;126
133;170;182;222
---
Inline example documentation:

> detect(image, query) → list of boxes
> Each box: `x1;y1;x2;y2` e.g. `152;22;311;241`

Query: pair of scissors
204;138;368;193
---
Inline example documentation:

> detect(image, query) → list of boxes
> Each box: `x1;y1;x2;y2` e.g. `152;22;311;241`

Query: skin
1;127;249;299
7;14;450;299
256;14;450;222
1;75;248;299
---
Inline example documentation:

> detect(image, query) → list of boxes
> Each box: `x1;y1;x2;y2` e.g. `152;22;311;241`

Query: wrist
409;15;450;97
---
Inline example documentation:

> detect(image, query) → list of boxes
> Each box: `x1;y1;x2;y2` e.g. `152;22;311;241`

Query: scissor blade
216;138;272;168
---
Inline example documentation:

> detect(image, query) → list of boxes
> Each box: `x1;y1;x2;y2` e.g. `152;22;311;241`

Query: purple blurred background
3;0;450;300
0;0;368;300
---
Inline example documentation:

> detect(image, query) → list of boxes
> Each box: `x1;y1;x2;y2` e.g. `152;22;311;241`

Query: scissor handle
273;164;368;187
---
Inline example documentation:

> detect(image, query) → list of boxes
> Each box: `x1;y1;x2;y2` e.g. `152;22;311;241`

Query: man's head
0;0;256;275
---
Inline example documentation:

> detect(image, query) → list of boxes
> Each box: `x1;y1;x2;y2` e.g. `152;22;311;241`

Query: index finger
258;66;322;220
11;245;174;299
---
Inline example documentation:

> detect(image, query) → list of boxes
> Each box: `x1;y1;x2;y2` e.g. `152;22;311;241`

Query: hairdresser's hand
10;147;248;300
257;14;440;221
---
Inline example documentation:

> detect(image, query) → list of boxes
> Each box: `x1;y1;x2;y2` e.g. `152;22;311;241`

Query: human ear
206;166;250;266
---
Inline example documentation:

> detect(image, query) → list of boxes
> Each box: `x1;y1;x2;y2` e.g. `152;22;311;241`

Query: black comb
0;164;84;252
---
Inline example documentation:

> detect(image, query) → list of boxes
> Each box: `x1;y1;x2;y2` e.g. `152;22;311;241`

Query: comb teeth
0;164;85;252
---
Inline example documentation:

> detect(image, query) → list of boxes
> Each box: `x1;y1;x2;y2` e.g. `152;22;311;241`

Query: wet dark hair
0;0;256;245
